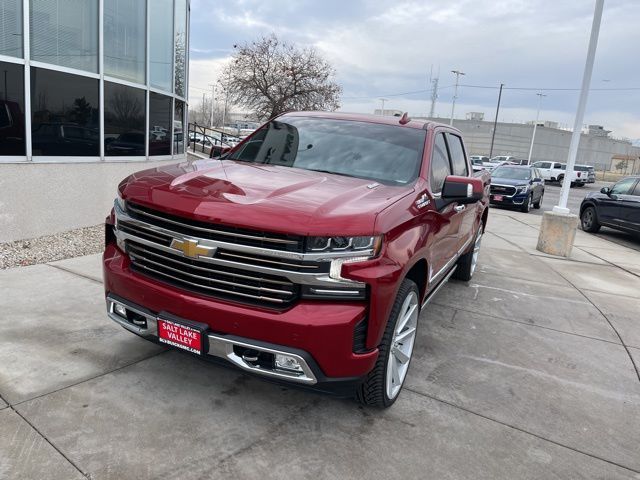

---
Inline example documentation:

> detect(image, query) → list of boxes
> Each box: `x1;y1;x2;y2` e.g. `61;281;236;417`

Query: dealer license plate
493;194;504;202
157;317;204;355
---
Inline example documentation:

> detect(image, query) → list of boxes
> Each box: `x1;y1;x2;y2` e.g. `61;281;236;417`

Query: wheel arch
404;258;428;305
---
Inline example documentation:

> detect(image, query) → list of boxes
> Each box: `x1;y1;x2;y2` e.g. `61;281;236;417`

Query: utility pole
221;68;231;132
209;83;216;128
527;92;546;165
489;83;504;158
449;69;465;126
379;98;388;115
554;0;603;214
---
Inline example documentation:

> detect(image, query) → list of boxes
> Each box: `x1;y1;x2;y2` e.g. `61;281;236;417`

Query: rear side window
430;133;452;194
446;133;468;176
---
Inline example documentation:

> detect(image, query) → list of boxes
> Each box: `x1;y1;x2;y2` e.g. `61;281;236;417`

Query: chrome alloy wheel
470;226;483;276
582;208;595;230
386;291;419;400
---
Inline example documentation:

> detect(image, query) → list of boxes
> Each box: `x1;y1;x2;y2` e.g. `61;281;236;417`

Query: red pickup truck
103;112;490;407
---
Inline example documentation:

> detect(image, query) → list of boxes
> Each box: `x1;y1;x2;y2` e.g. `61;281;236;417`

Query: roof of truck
281;111;458;132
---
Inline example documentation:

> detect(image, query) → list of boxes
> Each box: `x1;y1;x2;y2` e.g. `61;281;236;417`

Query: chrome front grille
127;202;304;252
490;184;517;196
127;242;298;306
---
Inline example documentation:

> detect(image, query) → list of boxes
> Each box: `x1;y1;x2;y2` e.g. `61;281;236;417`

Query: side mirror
442;176;484;205
600;186;611;195
533;177;542;182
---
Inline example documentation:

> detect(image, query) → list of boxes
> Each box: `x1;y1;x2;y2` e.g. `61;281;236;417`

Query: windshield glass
492;166;531;180
574;166;590;171
226;116;426;185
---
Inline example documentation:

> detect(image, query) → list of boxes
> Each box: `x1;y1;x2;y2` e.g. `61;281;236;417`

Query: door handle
454;205;466;212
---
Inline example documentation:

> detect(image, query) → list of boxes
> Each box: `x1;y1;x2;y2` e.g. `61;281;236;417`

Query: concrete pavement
1;207;640;479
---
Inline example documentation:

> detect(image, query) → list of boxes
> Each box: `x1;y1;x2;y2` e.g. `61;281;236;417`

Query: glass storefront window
149;0;174;92
30;0;99;73
174;0;187;97
0;0;22;58
149;92;171;156
174;100;184;154
31;67;99;156
104;0;146;84
0;61;25;155
104;82;145;157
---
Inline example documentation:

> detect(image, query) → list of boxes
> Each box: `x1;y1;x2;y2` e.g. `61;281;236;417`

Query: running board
421;265;457;309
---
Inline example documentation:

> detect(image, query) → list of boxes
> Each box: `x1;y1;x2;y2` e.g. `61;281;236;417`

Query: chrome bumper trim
106;296;317;385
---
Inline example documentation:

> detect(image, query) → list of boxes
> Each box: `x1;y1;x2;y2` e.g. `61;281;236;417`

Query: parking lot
1;207;640;479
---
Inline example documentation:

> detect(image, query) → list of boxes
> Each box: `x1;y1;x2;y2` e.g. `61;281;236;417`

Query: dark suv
580;176;640;235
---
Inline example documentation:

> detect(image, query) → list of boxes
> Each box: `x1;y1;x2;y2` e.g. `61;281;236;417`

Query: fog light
275;354;303;373
114;303;127;318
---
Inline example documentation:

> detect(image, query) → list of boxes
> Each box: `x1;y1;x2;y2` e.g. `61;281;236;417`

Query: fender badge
415;193;430;209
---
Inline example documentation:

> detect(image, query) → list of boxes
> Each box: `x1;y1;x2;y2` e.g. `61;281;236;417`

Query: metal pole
209;83;215;128
221;68;230;131
554;0;604;214
449;70;465;126
489;83;504;158
527;93;546;165
379;98;388;115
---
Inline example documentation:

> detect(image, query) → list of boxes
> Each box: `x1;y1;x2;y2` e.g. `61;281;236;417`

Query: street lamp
449;70;465;126
527;92;547;165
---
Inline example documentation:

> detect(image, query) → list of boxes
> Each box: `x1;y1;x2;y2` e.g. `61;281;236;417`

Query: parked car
580;176;640;235
483;160;511;172
489;165;545;212
531;161;579;186
470;155;488;172
573;164;596;184
559;164;589;186
104;112;491;407
490;155;520;164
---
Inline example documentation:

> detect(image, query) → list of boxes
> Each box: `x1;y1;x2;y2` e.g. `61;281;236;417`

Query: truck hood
119;159;414;236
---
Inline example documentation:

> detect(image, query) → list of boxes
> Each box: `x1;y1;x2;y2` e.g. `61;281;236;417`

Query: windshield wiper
307;169;355;178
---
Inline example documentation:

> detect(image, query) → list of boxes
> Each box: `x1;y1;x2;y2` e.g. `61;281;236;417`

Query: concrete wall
423;117;640;171
0;158;182;243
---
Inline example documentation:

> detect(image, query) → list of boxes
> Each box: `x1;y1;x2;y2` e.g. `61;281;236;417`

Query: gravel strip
0;225;104;269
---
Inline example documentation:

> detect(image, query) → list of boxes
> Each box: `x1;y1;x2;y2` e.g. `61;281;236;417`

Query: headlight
115;191;126;212
515;185;529;194
306;235;382;253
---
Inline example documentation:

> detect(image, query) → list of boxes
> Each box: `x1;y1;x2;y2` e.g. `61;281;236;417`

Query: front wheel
533;191;543;209
356;279;419;408
581;206;601;233
520;193;533;213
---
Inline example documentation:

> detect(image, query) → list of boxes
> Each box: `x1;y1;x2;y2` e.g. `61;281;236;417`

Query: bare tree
189;95;224;128
221;34;341;120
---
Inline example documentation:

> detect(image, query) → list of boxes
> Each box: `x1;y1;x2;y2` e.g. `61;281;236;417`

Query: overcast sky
188;0;640;141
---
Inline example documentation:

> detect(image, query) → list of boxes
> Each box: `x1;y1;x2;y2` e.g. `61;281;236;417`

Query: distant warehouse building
1;0;190;242
416;116;640;172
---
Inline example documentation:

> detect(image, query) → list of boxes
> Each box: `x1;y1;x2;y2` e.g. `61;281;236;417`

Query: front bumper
103;244;378;387
490;192;528;206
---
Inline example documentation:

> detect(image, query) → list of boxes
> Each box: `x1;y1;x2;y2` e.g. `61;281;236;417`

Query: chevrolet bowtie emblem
170;238;215;258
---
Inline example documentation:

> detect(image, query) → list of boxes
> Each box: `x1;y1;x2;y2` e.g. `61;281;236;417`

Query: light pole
527;92;546;165
378;98;388;115
449;70;465;126
489;83;504;158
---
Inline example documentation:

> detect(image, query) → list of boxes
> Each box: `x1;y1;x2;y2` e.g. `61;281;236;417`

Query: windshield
574;166;590;171
492;166;531;180
226;116;426;185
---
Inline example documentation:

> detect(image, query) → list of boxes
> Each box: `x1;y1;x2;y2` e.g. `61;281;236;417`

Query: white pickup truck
531;161;581;186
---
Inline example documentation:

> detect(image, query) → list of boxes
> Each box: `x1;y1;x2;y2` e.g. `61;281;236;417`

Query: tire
581;206;601;233
453;222;484;282
356;279;419;408
557;175;564;185
533;191;543;209
520;193;532;213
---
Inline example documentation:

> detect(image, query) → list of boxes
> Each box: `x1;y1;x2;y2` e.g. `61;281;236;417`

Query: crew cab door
532;161;553;180
445;132;476;250
423;132;467;285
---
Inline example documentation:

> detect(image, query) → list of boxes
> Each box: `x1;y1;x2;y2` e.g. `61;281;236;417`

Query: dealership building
1;0;190;242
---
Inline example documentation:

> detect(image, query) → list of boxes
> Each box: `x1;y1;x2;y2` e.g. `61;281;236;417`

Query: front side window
149;92;172;155
632;181;640;197
0;61;25;155
228;117;426;186
104;82;145;157
430;133;451;193
1;0;22;58
31;67;99;156
446;133;468;176
611;177;637;195
30;0;99;73
104;0;146;84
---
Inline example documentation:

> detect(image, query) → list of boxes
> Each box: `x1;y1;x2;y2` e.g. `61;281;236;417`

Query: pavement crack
404;387;640;475
46;263;102;284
